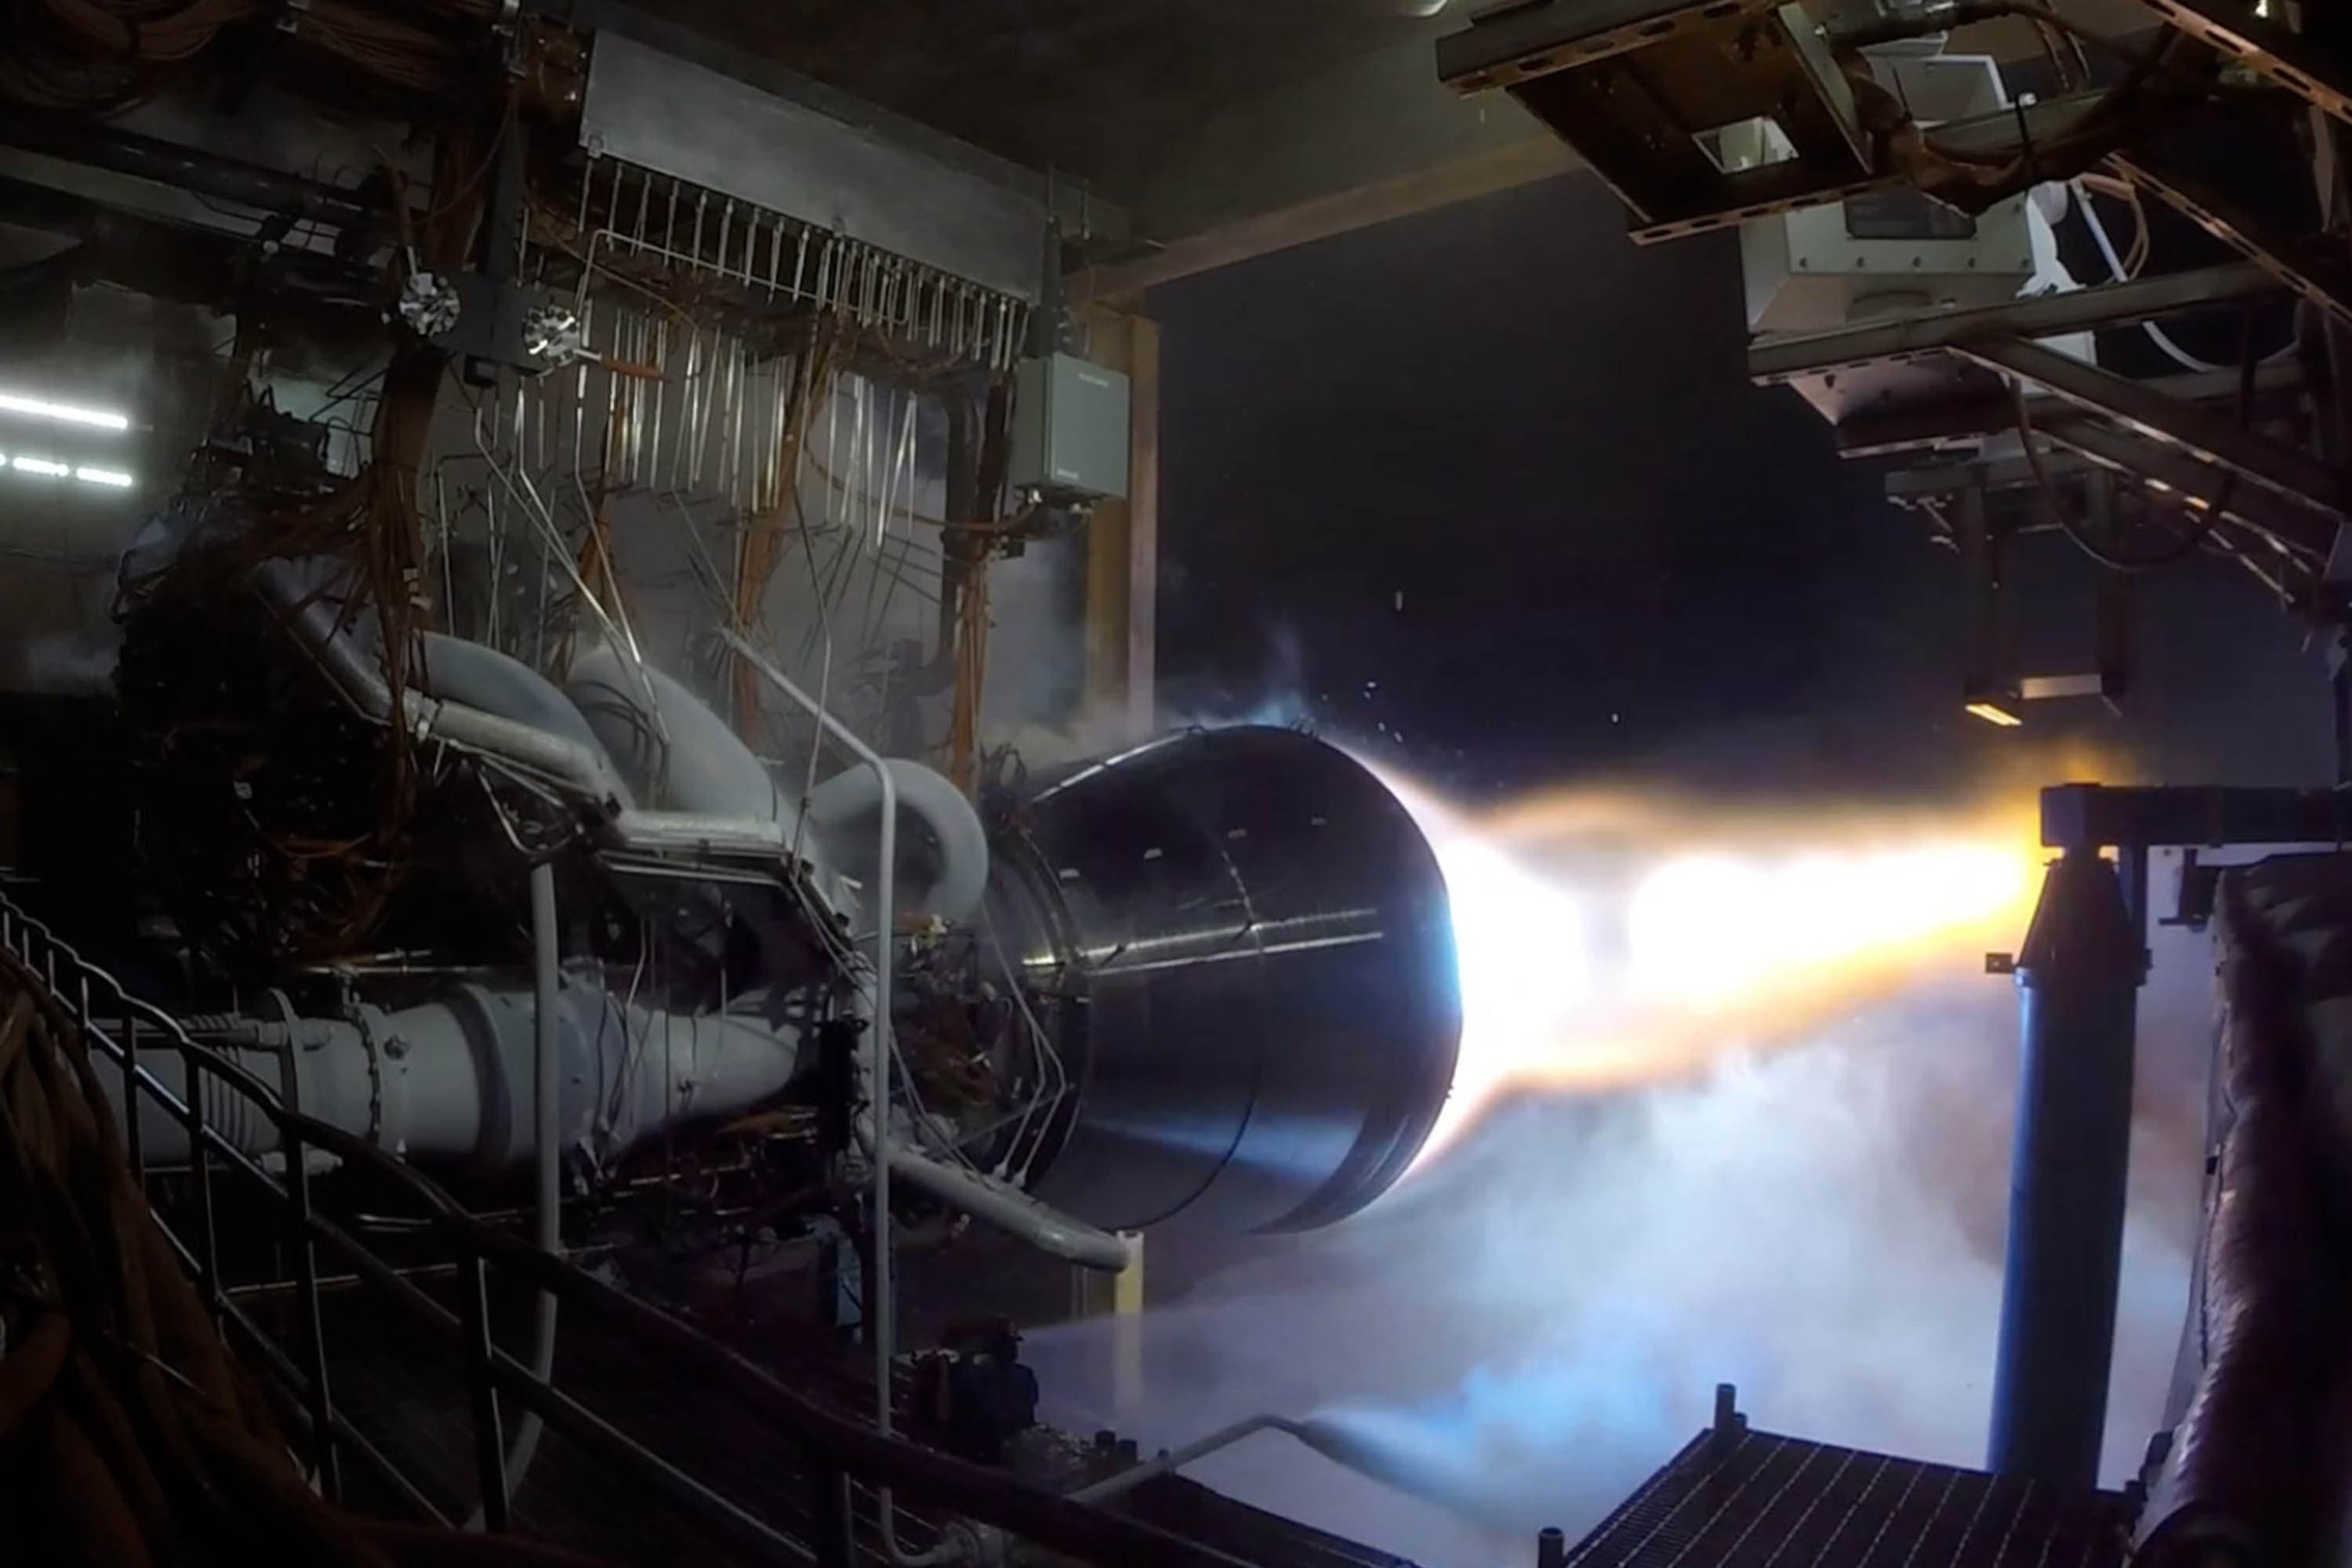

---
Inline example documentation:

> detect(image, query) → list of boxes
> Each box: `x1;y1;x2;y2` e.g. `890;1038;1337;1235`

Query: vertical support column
1078;305;1160;743
1957;485;2017;713
1988;846;2147;1489
2090;477;2133;708
1125;320;1160;740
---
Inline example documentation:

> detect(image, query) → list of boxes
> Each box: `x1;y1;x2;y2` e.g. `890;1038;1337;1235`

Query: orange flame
1378;775;2047;1164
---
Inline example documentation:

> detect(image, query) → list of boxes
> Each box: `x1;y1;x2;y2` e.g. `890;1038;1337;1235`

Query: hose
2071;177;2298;376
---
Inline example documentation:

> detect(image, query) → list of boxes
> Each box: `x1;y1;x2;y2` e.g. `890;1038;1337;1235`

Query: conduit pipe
509;860;565;1511
713;634;900;1436
1067;1416;1307;1506
568;643;797;834
857;1118;1130;1272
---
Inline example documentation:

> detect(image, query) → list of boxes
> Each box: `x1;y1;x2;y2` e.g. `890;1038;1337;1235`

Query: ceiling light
1965;699;2024;728
73;466;134;488
0;391;129;432
11;456;70;477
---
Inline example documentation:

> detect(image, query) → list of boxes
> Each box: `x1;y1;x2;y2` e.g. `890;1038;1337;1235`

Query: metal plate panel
581;33;1044;302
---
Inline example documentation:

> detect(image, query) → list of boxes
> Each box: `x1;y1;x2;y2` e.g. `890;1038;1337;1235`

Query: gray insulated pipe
566;641;989;922
567;642;786;828
103;984;807;1175
989;727;1462;1235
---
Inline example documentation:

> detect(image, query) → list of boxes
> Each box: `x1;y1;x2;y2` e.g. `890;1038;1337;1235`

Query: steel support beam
1436;0;1787;93
0;172;376;323
1955;335;2346;521
1750;261;2283;383
1072;137;1579;303
2042;782;2352;848
0;118;379;232
2133;0;2352;126
2034;420;2331;568
2034;416;2336;561
1078;306;1159;742
1839;359;2308;456
2110;151;2352;332
1885;418;2330;564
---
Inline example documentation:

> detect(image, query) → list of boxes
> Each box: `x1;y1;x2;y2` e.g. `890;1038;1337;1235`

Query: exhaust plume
1026;765;2205;1568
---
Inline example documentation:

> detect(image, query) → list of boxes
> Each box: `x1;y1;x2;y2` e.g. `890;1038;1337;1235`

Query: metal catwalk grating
1565;1428;2129;1568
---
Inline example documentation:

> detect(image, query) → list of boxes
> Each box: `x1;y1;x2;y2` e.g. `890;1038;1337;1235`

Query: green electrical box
1009;352;1130;503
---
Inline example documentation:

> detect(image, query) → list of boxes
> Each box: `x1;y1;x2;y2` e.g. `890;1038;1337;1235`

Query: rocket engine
989;728;1462;1233
103;554;1462;1247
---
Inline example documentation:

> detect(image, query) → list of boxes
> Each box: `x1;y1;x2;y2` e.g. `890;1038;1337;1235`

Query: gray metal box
1010;353;1130;503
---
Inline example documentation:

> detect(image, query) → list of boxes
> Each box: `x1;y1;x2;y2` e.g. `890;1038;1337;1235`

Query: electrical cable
2071;176;2298;375
2013;379;2222;572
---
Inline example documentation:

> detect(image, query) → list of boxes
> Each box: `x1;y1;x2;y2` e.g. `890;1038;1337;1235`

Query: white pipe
425;702;632;817
262;564;829;861
107;989;805;1174
255;561;633;818
2070;180;2296;376
1066;1415;1307;1505
514;861;563;1497
567;644;798;839
803;760;991;923
716;630;920;1557
607;810;789;858
858;1120;1130;1271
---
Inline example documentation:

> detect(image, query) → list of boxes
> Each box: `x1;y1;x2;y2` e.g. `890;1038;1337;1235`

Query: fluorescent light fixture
2019;673;2104;702
0;391;129;432
73;466;134;488
11;456;69;477
1965;699;2024;728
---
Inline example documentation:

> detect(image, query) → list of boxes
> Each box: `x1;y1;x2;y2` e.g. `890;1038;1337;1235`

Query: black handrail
0;891;1257;1568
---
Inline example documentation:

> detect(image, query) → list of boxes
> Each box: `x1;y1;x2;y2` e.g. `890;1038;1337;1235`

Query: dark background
1148;174;2334;804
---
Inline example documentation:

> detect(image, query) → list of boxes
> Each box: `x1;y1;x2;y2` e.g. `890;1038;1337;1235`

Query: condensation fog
1024;840;2217;1568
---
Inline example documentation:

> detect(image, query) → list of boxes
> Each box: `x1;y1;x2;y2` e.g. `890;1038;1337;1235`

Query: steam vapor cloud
1024;764;2209;1568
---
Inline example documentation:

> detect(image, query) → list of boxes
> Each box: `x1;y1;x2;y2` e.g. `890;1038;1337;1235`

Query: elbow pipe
254;561;632;818
804;759;990;924
256;557;394;724
566;644;800;840
421;632;619;775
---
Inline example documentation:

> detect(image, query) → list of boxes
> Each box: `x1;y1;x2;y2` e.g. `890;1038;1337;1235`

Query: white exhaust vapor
1026;770;2204;1567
